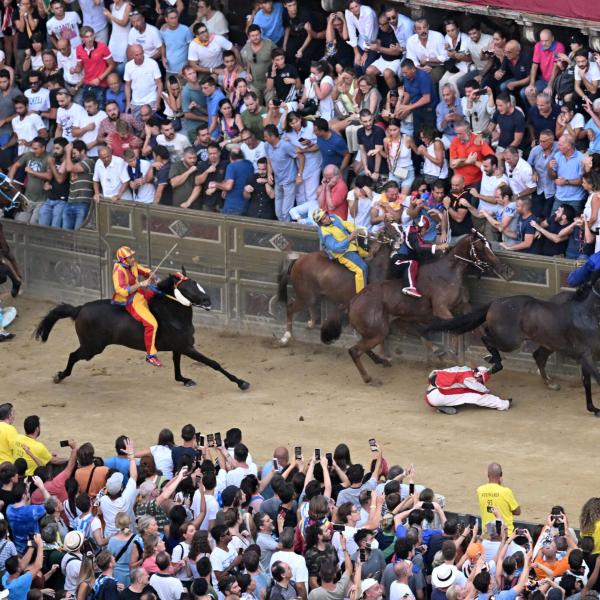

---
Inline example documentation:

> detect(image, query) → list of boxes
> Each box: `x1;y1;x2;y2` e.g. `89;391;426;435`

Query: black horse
35;269;250;390
425;270;600;416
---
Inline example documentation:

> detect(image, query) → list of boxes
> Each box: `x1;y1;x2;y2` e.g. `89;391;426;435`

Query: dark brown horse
276;233;394;345
425;271;600;415
322;230;512;384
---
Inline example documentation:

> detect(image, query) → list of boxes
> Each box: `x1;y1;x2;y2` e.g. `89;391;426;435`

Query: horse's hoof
277;331;292;346
183;379;196;387
483;354;493;363
238;380;251;391
367;378;382;387
545;380;560;391
380;358;392;368
594;410;600;418
53;373;63;384
490;363;503;374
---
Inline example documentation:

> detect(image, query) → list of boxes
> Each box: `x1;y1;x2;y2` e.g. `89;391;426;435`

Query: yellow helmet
313;208;327;223
116;246;135;263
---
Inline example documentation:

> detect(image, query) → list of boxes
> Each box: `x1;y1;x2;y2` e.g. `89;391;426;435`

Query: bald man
123;43;162;120
476;463;521;533
261;447;290;499
494;40;531;98
524;29;565;106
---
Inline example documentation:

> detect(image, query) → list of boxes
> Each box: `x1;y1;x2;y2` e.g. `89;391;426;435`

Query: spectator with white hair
548;133;586;214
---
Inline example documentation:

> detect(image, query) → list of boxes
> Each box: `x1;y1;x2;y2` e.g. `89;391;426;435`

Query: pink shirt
532;41;565;82
320;179;349;220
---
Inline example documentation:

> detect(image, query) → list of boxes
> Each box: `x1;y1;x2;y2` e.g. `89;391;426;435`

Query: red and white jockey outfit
425;366;510;411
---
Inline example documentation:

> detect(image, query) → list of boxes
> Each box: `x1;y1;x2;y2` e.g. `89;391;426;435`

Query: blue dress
107;535;135;585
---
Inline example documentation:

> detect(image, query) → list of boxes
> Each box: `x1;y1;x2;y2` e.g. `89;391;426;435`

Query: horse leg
481;333;503;374
307;299;321;330
53;346;97;383
580;353;600;416
533;346;559;391
366;350;392;368
183;347;250;391
350;334;386;385
173;351;196;387
279;296;305;346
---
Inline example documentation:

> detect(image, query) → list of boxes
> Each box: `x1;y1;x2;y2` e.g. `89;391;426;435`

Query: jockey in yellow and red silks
111;246;162;367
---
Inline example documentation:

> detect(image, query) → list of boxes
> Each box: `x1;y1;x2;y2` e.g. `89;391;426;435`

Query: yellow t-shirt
12;435;53;475
0;422;18;463
581;520;600;554
476;482;520;533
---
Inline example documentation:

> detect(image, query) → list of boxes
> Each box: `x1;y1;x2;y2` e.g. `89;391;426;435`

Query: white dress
108;2;131;64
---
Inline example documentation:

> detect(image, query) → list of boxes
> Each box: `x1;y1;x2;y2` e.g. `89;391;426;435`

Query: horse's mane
155;274;175;294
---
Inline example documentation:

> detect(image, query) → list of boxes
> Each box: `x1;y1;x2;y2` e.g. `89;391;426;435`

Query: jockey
425;365;512;415
313;208;369;294
111;246;162;367
567;250;600;287
392;215;447;298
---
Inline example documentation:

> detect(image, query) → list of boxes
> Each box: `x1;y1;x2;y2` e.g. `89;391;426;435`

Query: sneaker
402;287;422;298
0;331;15;342
146;355;163;367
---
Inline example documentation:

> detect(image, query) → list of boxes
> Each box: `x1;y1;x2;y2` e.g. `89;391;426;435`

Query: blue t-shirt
6;504;46;554
316;132;348;169
265;139;298;184
105;86;126;113
252;2;284;44
161;24;193;74
516;214;535;252
492;109;525;148
222;159;254;215
103;456;131;484
404;69;436;108
171;446;199;471
527;104;560;139
2;570;33;600
552;149;585;202
585;118;600;153
206;88;226;140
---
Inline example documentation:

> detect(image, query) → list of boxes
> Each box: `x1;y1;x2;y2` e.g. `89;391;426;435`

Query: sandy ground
1;297;599;525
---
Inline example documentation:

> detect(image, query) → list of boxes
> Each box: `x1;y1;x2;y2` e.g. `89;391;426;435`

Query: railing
1;201;583;378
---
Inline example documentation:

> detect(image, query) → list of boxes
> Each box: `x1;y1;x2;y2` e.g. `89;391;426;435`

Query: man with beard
62;141;95;229
72;96;107;158
55;88;87;143
192;126;213;163
38;137;70;227
181;143;227;210
97;100;143;144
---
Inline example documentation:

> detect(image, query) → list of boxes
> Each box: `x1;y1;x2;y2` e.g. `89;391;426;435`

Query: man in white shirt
240;129;266;172
46;0;82;48
209;525;241;586
461;81;495;133
191;471;219;530
55;89;87;143
93;145;131;202
127;12;164;61
124;44;163;120
344;0;378;74
149;552;184;600
9;95;48;156
406;18;448;85
383;6;414;53
156;122;189;161
24;73;51;120
469;154;506;238
503;146;537;199
72;96;106;157
270;528;309;600
188;22;233;74
56;39;83;94
458;23;493;93
224;443;258;488
123;150;156;203
389;561;415;600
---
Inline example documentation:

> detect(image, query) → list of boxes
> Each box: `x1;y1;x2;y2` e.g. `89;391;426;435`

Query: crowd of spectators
1;402;600;600
0;0;599;258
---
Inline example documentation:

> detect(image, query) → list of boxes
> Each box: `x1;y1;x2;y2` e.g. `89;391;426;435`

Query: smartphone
298;137;307;143
368;438;378;452
272;458;278;470
495;520;502;535
486;506;494;513
359;548;367;562
214;432;222;447
59;440;69;447
206;433;215;447
295;446;302;460
326;452;333;468
332;523;345;532
195;432;202;444
409;483;415;495
195;474;203;488
469;516;476;527
238;548;244;556
198;435;205;447
314;448;321;461
422;502;434;510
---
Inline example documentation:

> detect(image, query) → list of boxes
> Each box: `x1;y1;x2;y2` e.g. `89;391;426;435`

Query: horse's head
164;267;212;310
455;230;513;281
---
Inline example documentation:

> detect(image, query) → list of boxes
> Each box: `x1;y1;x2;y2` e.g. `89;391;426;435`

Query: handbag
298;97;319;117
393;166;409;180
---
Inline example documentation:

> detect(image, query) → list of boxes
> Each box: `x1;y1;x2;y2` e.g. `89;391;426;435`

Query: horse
424;270;600;416
322;230;512;385
34;268;250;391
276;230;395;346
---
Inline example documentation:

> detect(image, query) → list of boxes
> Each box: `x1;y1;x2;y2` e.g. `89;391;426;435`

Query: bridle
453;234;495;274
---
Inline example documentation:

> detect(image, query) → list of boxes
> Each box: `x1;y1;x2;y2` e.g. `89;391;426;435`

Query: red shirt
76;41;112;87
449;133;494;186
319;178;349;220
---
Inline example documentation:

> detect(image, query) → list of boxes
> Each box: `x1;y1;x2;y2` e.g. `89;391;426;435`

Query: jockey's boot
146;354;163;367
402;287;422;298
0;331;15;342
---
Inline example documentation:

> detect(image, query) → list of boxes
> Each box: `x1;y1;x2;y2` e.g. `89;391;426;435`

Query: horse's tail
35;303;81;342
321;313;343;344
425;303;491;335
277;257;297;304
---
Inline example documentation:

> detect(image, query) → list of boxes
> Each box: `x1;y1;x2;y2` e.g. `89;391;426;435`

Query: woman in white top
583;172;600;252
383;118;414;194
135;428;175;480
438;18;471;96
416;125;448;184
347;175;379;231
104;0;132;67
195;0;229;36
555;101;586;142
300;60;335;121
285;112;322;208
172;523;197;583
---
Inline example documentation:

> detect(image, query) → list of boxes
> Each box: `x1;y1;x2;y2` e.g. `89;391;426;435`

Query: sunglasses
252;53;257;63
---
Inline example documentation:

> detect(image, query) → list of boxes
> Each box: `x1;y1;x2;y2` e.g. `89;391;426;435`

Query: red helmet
417;215;430;231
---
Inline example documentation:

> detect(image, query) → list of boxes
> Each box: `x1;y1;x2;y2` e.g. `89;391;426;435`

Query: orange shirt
449;134;495;186
75;464;109;500
533;552;569;579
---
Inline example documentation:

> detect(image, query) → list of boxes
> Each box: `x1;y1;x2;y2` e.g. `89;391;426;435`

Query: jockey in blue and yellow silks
111;246;162;367
313;209;369;293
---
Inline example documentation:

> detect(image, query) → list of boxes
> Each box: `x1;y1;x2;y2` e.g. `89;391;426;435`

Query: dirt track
1;297;598;524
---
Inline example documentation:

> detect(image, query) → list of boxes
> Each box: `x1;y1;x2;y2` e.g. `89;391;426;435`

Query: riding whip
149;242;179;278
